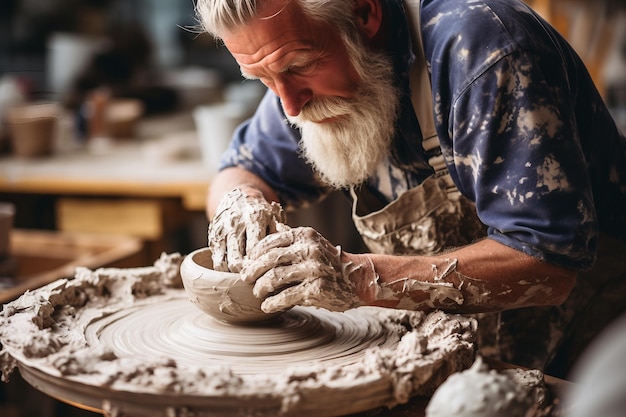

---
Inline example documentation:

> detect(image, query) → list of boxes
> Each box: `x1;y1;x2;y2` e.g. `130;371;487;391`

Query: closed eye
287;61;316;74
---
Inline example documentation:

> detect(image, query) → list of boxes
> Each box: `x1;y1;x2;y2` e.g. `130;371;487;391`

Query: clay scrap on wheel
0;253;478;417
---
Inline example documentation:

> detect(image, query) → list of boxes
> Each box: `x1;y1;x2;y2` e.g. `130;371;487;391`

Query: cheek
311;67;359;98
322;36;361;96
322;46;361;96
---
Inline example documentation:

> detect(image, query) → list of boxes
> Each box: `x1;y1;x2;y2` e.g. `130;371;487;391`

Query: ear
353;0;383;40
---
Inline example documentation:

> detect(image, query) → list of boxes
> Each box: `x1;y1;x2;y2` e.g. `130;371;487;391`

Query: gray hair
194;0;358;39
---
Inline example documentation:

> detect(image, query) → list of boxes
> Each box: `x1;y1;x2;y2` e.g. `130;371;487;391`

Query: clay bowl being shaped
180;247;281;324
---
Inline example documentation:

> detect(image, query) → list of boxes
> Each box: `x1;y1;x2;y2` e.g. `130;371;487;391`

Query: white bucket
193;102;249;174
47;32;106;100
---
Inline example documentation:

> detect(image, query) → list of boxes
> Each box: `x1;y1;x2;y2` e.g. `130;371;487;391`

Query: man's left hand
240;227;366;313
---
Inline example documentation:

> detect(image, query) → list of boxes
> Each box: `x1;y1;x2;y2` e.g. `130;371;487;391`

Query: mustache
290;96;354;123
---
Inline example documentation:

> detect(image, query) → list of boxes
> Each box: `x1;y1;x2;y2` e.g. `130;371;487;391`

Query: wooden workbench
0;112;213;262
0;112;212;211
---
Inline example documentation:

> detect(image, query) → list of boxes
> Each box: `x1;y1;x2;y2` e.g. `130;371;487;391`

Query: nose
272;76;312;117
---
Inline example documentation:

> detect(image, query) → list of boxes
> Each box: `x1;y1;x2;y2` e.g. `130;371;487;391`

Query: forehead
221;1;332;69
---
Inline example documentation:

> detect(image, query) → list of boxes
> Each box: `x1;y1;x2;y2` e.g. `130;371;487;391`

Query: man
196;0;626;377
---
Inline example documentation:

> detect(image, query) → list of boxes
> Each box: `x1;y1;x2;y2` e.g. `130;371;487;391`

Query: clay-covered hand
208;187;288;273
240;226;376;313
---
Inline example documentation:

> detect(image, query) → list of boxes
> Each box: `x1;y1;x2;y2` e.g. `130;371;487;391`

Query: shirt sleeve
219;89;329;209
444;49;598;270
422;0;598;269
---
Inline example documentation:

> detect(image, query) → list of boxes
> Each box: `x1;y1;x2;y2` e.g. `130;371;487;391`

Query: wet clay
426;357;530;417
208;188;288;273
0;253;477;417
426;357;553;417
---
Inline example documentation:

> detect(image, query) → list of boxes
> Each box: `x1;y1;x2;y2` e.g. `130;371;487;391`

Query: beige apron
350;0;626;377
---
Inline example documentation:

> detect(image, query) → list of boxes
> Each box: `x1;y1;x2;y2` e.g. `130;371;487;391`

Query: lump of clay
425;356;532;417
502;367;551;414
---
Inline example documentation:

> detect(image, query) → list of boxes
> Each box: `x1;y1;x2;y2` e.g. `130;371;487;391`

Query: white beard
286;48;400;189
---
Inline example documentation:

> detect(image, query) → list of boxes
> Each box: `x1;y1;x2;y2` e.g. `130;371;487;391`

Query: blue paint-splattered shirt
219;0;626;270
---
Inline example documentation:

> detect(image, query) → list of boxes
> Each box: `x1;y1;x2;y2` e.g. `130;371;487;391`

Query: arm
207;167;280;219
346;238;576;314
206;90;328;218
241;226;576;315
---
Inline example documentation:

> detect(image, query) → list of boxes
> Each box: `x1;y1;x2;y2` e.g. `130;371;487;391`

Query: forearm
207;167;280;219
345;238;577;313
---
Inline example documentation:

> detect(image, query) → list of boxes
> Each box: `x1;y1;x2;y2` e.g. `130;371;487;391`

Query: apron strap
404;0;437;143
404;0;460;198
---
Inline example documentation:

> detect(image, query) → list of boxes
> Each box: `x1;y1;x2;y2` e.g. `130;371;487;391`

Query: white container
7;103;59;158
47;32;106;100
193;102;249;174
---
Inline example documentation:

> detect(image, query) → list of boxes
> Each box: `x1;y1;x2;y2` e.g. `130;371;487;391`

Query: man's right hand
208;187;288;272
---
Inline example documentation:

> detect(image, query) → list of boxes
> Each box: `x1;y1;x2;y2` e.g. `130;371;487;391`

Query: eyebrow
239;50;319;81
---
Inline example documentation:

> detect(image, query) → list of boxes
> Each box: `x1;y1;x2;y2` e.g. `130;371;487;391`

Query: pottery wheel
85;296;404;375
0;253;477;417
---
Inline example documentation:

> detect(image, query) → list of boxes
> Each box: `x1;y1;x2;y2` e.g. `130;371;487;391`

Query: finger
243;211;277;254
210;242;229;272
262;277;359;313
246;226;325;260
246;229;298;259
240;249;301;284
208;220;230;272
249;241;338;276
241;201;287;257
252;259;338;298
268;200;287;223
251;264;313;298
260;284;307;313
225;227;246;272
258;277;332;313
